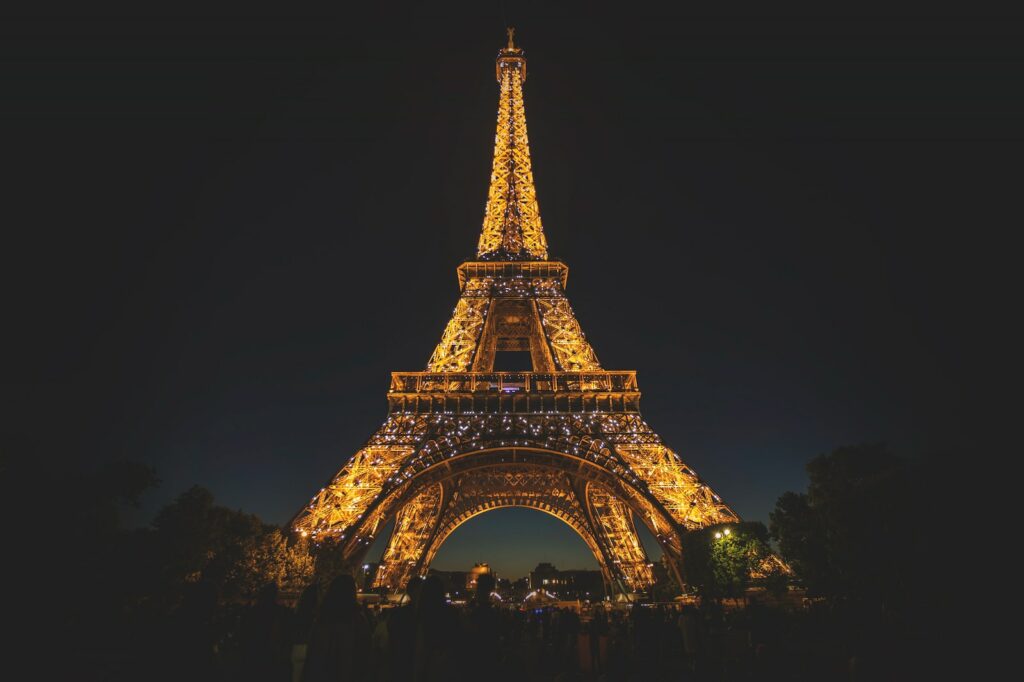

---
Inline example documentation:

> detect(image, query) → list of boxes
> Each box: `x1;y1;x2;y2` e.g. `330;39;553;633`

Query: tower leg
585;482;656;596
372;482;446;592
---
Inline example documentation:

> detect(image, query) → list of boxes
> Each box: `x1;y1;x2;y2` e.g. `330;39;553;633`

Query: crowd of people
148;572;883;681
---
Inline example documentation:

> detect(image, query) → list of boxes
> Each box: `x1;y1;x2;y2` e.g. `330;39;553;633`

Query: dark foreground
70;573;923;682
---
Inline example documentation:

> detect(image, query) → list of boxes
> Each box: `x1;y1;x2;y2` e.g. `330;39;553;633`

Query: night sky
6;5;1000;578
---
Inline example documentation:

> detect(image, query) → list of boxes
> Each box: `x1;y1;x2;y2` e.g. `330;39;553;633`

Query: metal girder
614;444;739;529
535;296;602;371
427;292;600;379
585;482;656;592
426;297;490;372
293;444;413;541
372;482;444;591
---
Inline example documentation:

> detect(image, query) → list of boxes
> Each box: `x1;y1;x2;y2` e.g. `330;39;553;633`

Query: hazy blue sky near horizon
8;7;989;580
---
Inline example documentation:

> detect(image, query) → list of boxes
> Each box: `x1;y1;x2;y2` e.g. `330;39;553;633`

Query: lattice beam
586;482;655;592
536;297;601;371
373;482;444;590
426;297;490;372
291;415;429;540
615;444;739;529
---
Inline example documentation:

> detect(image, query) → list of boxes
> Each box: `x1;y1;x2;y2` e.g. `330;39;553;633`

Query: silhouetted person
291;583;319;682
236;581;291;682
632;602;658;678
384;576;422;681
463;574;501;679
302;574;369;682
588;606;610;675
369;605;389;678
561;607;581;676
413;575;459;681
161;579;219;682
678;605;701;673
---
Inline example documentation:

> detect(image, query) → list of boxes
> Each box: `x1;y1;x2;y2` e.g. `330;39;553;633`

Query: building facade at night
427;562;496;601
529;563;605;601
291;30;741;599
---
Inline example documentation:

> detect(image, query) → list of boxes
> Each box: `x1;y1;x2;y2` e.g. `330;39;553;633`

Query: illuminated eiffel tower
292;29;739;597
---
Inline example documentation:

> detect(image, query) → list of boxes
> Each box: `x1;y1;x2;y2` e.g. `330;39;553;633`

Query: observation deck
387;370;640;415
456;261;569;291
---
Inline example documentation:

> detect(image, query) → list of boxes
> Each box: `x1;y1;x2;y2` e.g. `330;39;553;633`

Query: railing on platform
389;371;638;394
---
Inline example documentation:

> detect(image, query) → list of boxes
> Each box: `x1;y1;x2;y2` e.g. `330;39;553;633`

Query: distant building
511;577;531;600
427;562;498;600
530;562;559;590
529;562;605;601
427;568;468;599
497;576;531;601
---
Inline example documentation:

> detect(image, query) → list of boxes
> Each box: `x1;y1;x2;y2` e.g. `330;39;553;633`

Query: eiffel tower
292;29;739;598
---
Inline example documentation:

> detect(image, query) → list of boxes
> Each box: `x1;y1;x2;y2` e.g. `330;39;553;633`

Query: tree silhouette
770;443;913;610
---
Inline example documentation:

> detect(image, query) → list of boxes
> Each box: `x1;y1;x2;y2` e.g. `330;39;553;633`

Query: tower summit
291;32;752;599
477;27;547;261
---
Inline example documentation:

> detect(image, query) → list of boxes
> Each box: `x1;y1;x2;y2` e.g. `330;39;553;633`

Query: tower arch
315;443;697;596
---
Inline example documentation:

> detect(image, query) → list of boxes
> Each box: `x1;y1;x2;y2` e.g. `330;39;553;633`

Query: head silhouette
417;575;445;615
255;581;279;610
403;575;424;606
319;574;358;625
294;582;319;635
475;573;496;606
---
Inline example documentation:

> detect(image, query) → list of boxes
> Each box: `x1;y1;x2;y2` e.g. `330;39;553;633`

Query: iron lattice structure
292;31;740;597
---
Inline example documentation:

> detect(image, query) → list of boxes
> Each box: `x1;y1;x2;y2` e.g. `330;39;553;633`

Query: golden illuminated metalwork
291;31;748;598
373;483;443;590
427;297;490;372
615;444;737;528
476;28;547;260
535;296;601;371
586;483;656;591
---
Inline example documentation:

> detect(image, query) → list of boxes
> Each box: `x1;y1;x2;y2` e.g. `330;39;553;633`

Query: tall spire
476;28;549;261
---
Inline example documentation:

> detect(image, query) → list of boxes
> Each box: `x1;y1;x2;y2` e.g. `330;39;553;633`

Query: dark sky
5;4;1003;578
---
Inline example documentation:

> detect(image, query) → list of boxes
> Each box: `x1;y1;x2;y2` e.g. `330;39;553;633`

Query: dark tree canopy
769;443;914;610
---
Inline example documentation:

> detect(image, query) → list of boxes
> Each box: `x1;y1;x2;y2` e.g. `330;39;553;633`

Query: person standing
463;573;501;679
384;576;422;681
290;583;319;682
412;576;459;681
301;575;370;682
235;582;292;682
